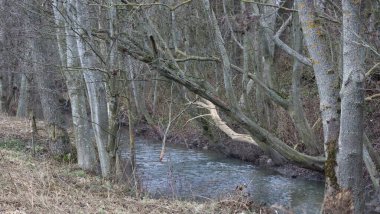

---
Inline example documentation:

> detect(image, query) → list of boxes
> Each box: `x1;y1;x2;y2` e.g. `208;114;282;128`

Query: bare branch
231;64;290;109
365;62;380;77
270;15;313;67
241;0;297;12
120;0;192;11
175;55;220;63
365;93;380;101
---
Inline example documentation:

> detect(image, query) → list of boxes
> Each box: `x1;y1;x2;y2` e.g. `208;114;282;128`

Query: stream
120;138;324;213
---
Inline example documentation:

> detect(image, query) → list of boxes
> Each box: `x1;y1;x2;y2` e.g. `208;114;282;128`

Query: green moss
325;140;339;189
0;139;25;151
70;169;86;178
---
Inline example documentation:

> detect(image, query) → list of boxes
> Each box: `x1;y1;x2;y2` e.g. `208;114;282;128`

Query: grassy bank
0;115;282;214
0;148;200;213
1;143;286;214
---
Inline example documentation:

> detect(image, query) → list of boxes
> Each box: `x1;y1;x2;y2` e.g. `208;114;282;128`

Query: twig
312;118;321;130
183;114;212;127
352;36;380;57
8;172;19;194
160;83;174;162
365;62;380;77
160;96;200;161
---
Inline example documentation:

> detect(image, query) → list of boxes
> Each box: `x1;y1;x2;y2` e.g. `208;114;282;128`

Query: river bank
0;148;284;214
0;115;287;213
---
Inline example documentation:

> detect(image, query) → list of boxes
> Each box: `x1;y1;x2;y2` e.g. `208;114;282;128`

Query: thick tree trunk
105;1;121;178
296;0;340;151
296;0;341;204
336;1;365;212
75;0;110;177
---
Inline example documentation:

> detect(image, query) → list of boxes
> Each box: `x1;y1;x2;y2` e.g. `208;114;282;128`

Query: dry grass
0;114;52;143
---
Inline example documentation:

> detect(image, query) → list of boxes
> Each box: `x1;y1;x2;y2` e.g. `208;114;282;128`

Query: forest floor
0;115;286;214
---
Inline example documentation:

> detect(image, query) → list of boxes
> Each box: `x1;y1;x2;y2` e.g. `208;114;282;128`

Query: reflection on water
120;138;324;213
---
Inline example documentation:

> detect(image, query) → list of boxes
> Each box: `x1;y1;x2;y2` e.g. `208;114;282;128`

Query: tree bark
295;0;341;202
336;0;365;212
16;72;32;118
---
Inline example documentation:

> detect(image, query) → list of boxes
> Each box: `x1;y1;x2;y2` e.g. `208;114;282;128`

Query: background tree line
0;0;379;212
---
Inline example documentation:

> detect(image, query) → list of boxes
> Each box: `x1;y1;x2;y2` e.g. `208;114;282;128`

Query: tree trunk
0;0;6;113
74;0;110;177
296;0;341;203
26;1;71;158
290;12;321;155
336;0;365;212
52;0;98;171
16;73;32;118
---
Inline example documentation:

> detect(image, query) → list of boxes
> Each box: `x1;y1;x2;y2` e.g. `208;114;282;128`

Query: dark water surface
120;138;324;213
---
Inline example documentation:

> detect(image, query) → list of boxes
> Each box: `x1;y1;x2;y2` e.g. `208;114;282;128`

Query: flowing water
120;138;324;213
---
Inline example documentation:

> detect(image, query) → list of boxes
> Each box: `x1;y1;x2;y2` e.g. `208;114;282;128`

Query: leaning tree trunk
119;1;326;171
336;1;365;212
203;0;286;164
